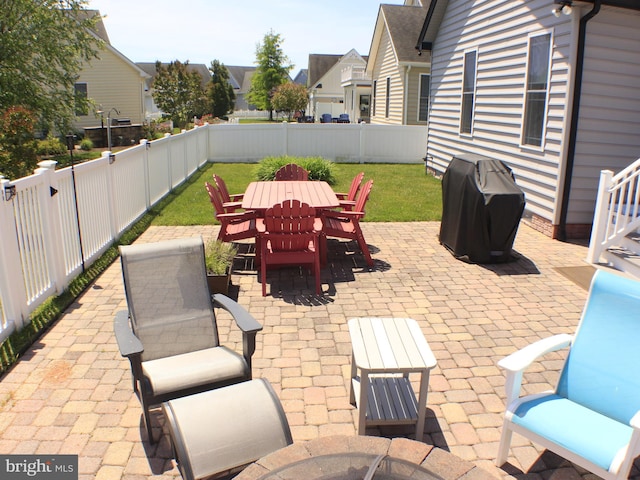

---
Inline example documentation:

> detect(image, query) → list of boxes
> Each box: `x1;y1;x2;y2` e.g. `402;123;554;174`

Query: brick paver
0;221;632;480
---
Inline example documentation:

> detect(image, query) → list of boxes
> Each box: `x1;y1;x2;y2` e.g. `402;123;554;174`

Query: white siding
428;0;574;222
568;7;640;224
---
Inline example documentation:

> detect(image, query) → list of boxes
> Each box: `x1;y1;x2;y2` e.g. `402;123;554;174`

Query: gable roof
307;54;342;87
226;66;256;92
293;69;308;85
136;62;211;89
368;3;432;70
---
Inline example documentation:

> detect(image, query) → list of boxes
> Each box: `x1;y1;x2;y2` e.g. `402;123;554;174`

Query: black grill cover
439;154;525;263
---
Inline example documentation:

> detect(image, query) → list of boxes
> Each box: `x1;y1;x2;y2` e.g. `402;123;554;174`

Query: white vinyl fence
0;122;426;340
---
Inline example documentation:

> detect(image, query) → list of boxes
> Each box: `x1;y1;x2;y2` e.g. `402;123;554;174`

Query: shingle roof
307;54;342;88
226;66;257;92
135;62;211;88
380;3;431;63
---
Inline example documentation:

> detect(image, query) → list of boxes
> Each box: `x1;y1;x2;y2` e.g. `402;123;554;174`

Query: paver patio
0;221;634;480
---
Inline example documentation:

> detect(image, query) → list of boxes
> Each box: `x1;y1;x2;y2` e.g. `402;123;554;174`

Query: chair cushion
142;346;248;396
511;394;632;471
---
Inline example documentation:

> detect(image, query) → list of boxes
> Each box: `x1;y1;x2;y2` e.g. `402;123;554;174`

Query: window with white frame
460;50;477;134
385;77;391;118
418;74;430;122
522;33;552;147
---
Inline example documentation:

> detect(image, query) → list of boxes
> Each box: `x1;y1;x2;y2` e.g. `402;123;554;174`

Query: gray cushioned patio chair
163;378;292;480
114;236;262;443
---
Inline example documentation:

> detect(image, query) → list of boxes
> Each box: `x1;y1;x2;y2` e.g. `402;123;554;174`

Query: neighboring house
366;2;432;125
293;69;308;86
136;62;212;120
308;49;369;122
73;11;151;131
227;66;257;111
418;0;640;240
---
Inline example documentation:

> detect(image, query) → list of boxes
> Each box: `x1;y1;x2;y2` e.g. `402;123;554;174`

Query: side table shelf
348;317;437;440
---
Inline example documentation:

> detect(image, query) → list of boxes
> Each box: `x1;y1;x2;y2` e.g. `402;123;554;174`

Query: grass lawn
152;162;442;226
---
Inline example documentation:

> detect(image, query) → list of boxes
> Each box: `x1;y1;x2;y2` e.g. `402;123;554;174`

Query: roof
293;69;308;85
78;9;110;44
226;66;257;92
368;3;432;70
136;62;211;88
307;54;342;87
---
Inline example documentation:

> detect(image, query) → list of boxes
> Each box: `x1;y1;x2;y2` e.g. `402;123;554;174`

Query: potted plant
204;239;238;295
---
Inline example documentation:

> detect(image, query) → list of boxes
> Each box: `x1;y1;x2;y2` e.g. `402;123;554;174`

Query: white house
307;49;369;122
418;0;640;239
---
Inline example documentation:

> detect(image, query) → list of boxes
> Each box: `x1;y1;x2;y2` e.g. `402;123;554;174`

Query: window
74;83;88;116
385;77;391;118
418;74;430;122
460;50;477;134
372;80;377;117
522;33;552;147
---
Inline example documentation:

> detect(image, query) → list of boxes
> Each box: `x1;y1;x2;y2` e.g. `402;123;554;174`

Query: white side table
348;317;437;440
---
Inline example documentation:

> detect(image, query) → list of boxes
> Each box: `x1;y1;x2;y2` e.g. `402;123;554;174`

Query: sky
86;1;406;75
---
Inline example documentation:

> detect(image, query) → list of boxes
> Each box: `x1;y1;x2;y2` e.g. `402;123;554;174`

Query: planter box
207;272;230;296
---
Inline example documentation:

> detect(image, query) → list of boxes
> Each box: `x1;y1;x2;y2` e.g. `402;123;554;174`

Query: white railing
587;158;640;264
341;65;371;85
0;122;426;340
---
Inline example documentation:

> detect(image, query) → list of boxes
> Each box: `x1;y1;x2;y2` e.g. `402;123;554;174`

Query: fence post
359;123;365;163
141;139;151;209
35;160;68;294
587;169;614;264
0;178;27;335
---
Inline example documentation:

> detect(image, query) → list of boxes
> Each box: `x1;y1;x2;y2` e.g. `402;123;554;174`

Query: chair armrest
498;333;573;406
212;294;262;333
113;310;143;358
222;200;243;210
322;209;364;220
335;192;348;200
212;294;263;373
217;210;258;221
338;200;356;210
229;193;244;201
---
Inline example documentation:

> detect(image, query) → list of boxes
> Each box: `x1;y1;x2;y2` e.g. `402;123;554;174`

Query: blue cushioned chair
496;269;640;480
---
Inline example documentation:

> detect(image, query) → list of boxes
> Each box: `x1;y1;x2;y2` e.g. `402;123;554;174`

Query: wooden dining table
242;181;340;212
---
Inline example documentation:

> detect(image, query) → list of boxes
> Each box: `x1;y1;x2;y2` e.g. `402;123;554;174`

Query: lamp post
106;107;120;152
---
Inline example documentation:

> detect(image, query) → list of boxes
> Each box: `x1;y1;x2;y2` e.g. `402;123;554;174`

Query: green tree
246;30;292;121
272;83;309;121
152;60;205;129
206;60;235;119
0;1;102;134
0;106;38;179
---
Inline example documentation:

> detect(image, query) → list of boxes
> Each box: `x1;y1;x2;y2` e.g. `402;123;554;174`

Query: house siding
74;46;146;130
406;68;430;125
428;0;577;224
567;6;640;224
370;28;405;125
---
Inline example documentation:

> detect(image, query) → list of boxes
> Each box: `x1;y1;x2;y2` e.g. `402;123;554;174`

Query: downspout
557;0;601;241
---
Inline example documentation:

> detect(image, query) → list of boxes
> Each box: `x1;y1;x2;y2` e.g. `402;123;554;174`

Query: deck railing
587;157;640;264
0;122;427;340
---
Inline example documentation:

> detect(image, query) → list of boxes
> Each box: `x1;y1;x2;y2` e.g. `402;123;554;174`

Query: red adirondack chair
335;172;364;211
274;163;309;181
259;199;321;296
205;182;259;243
213;174;243;212
321;180;374;267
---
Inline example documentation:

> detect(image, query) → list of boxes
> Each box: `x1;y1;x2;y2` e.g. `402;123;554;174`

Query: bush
79;138;93;151
36;135;66;156
255;155;336;184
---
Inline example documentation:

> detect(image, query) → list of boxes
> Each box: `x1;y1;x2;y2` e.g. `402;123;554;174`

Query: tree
271;83;309;122
151;60;205;129
246;30;293;121
0;106;38;179
0;1;102;134
206;60;235;119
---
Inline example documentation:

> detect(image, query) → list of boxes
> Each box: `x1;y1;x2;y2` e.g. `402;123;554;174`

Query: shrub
255;155;336;184
36;135;67;156
79;138;93;151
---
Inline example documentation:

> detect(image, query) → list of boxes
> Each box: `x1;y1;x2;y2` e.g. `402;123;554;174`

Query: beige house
73;11;150;132
367;2;432;125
